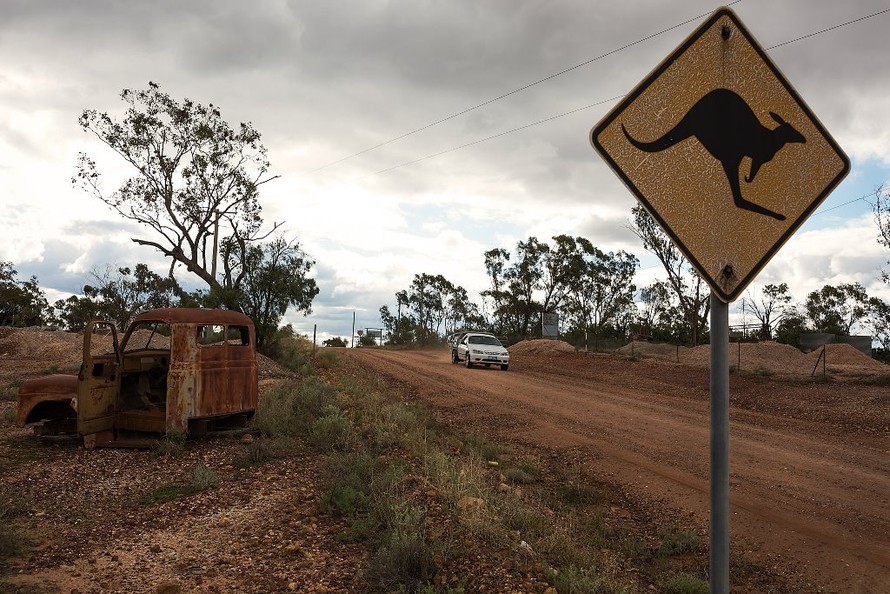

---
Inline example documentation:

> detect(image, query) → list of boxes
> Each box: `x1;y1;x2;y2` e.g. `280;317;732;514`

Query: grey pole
709;292;730;593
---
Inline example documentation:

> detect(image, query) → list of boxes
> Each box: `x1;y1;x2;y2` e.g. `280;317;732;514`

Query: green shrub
504;466;537;485
544;564;617;594
371;402;424;452
191;465;219;490
662;573;709;594
367;503;433;591
657;526;702;557
309;405;354;452
315;348;340;368
237;437;293;468
459;433;501;462
154;431;187;457
253;378;338;438
556;485;603;506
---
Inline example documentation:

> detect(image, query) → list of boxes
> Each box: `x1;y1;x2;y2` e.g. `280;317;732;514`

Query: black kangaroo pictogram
622;88;806;221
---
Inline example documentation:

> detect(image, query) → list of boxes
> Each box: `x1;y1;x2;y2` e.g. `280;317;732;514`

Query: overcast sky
2;0;890;341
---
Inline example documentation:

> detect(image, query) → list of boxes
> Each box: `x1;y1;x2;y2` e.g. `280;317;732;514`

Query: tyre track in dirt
348;348;890;593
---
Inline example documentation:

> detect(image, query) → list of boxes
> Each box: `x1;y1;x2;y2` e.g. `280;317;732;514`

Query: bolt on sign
591;7;849;302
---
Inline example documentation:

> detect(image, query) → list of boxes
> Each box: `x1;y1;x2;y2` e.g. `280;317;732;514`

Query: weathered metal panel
16;374;78;427
193;328;258;418
166;322;197;434
77;322;120;438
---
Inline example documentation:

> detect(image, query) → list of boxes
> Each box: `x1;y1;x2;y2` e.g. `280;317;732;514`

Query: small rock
287;583;298;591
544;588;557;594
218;516;231;527
240;433;254;445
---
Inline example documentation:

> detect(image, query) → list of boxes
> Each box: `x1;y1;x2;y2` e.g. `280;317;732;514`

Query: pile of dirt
509;339;576;355
618;339;887;378
804;342;888;375
617;341;688;361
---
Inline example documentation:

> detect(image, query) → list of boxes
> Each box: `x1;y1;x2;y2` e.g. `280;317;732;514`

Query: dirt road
347;347;890;593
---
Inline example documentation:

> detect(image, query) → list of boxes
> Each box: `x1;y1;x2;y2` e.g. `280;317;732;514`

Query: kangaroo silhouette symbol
622;88;805;221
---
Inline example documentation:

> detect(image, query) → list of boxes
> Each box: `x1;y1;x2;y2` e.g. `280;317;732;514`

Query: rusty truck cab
19;308;258;448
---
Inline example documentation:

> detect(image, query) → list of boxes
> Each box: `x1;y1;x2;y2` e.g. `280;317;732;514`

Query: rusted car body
17;308;258;448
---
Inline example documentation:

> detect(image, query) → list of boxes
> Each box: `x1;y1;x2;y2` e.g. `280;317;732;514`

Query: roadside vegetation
242;338;726;593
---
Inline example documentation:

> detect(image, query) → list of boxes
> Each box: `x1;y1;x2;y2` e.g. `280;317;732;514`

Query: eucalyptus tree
740;283;794;340
561;238;639;348
74;82;280;307
54;263;184;331
0;262;51;327
804;283;870;335
630;205;709;345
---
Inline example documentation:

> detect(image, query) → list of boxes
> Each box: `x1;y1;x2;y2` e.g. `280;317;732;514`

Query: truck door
77;321;120;438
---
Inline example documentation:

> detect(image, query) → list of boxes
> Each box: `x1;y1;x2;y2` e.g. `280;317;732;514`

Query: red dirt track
346;347;890;593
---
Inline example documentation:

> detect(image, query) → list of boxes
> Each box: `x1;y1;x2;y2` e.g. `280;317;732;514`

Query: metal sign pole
709;291;730;593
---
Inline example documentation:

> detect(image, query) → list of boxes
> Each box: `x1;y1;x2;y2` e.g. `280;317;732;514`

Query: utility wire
304;1;744;175
766;7;890;50
354;6;890;182
356;96;623;180
814;188;884;216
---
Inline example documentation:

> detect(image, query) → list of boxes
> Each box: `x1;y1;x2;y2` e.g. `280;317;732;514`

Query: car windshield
468;335;502;346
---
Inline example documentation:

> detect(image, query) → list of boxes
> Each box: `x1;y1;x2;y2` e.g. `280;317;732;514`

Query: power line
304;1;744;176
766;7;890;51
814;188;884;216
355;95;624;181
353;6;890;181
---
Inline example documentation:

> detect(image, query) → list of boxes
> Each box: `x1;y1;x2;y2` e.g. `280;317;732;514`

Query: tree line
380;187;890;351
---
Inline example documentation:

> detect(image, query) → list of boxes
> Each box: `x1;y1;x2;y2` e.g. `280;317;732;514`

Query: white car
452;332;509;371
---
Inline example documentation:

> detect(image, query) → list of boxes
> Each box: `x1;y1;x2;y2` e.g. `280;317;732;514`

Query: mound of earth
509;339;575;355
619;339;887;378
617;341;688;361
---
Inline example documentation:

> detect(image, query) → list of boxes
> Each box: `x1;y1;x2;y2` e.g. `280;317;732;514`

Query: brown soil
1;329;888;593
345;346;890;593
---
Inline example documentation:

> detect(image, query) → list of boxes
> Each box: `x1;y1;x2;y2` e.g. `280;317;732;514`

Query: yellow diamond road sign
591;7;849;302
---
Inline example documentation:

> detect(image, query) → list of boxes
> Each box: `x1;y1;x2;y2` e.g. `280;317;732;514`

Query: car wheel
500;364;509;371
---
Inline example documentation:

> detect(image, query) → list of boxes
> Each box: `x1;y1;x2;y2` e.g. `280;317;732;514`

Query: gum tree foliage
482;240;544;338
54;263;185;331
868;297;890;350
226;236;319;348
804;282;871;335
630;205;709;346
872;184;890;284
379;305;415;345
482;236;580;339
380;274;480;345
637;280;686;343
740;283;794;340
559;237;639;348
73;82;280;307
0;262;51;327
